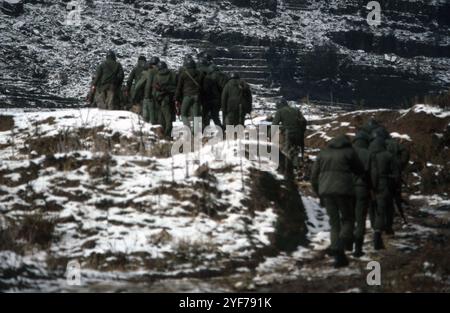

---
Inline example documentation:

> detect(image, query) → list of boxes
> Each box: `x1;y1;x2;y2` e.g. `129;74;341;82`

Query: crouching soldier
369;130;400;250
92;50;124;110
221;73;252;127
272;98;307;171
312;134;364;268
153;61;177;138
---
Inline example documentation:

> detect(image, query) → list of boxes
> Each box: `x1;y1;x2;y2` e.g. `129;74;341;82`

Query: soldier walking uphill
272;98;307;173
198;55;228;130
152;61;177;138
368;129;400;250
311;135;364;267
221;73;252;127
351;131;372;257
141;57;160;124
125;55;147;110
175;59;204;129
91;50;124;110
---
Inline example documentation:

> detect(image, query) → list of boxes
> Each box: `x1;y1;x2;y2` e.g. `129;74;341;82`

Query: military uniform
142;66;159;124
152;65;177;138
221;76;252;127
126;58;147;109
352;131;371;257
272;100;307;169
93;52;124;110
369;137;400;249
385;137;410;231
311;135;364;267
175;62;204;128
201;64;227;129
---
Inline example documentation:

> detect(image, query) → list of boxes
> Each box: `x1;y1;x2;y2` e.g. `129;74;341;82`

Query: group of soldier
89;51;411;270
88;50;252;138
311;119;410;268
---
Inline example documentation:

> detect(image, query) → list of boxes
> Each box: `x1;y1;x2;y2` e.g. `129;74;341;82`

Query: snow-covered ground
1;103;449;292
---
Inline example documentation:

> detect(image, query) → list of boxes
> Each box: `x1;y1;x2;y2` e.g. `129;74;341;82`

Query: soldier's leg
324;196;340;252
95;89;107;110
160;98;173;138
373;189;388;250
142;99;151;123
337;196;355;251
181;96;193;127
149;99;159;125
354;187;369;256
211;102;223;129
105;85;116;110
385;192;395;234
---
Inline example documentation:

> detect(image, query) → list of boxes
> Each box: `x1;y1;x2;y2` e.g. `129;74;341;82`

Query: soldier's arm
400;145;410;171
126;68;136;90
311;155;321;195
272;111;281;125
117;64;125;86
175;73;184;101
93;64;103;87
221;84;229;113
390;155;401;184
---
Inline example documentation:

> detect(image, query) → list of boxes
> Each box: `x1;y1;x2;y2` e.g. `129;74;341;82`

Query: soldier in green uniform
311;134;364;267
152;61;177;138
221;73;252;127
201;61;228;130
372;127;410;234
141;56;160;123
92;50;124;110
175;58;204;129
125;55;147;110
272;98;307;171
369;130;400;250
351;131;372;257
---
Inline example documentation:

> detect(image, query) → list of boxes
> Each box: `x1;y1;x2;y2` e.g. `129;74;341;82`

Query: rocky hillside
0;0;449;108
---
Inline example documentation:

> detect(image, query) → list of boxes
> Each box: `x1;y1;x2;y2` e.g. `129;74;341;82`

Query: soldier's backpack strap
184;69;200;88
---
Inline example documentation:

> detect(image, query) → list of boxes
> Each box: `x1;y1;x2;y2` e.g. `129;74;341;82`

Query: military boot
333;250;349;268
353;238;365;257
373;231;385;250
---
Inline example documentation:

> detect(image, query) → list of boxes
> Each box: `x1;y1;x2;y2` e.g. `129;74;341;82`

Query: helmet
353;130;370;143
157;61;168;70
138;55;146;62
371;126;390;141
184;59;196;69
230;72;240;79
149;56;160;65
106;50;116;60
276;98;288;109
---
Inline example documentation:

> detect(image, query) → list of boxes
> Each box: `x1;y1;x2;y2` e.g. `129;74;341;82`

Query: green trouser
373;188;393;232
158;96;173;138
143;98;160;124
323;195;355;252
96;84;117;110
142;98;151;123
202;100;223;129
354;186;369;241
181;95;201;128
224;111;244;127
